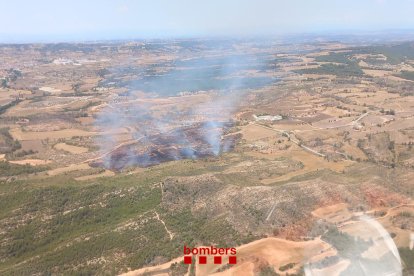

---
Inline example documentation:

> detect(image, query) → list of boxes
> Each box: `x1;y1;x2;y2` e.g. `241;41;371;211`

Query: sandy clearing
266;123;315;131
10;127;98;141
283;64;320;71
340;219;384;241
322;106;350;117
312;203;353;224
308;259;350;276
311;116;356;129
361;238;396;260
312;203;348;217
362;69;391;78
0;154;5;161
9;159;51;166
74;170;115;181
197;237;330;276
117;203;412;276
341;143;366;160
20;140;45;152
253;145;352;184
240;123;278;141
47;163;91;176
119;237;331;276
39;86;62;93
54;143;89;154
4;98;94;117
388;75;414;83
383;117;414;131
211;262;254;276
76;116;95;125
119;256;184;276
376;204;414;248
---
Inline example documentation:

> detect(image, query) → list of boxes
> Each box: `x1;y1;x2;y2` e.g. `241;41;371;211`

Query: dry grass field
1;39;414;275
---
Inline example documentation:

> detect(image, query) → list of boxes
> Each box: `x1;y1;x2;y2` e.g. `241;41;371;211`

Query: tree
1;78;8;88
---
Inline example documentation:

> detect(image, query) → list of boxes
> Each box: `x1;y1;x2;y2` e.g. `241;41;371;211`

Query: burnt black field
93;122;240;170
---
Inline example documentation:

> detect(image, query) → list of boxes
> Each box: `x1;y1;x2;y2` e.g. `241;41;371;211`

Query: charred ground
0;38;414;275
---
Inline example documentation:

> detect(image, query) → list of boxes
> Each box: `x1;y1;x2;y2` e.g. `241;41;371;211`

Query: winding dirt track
154;211;174;240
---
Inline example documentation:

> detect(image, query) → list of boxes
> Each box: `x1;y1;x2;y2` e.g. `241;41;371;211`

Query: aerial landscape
1;1;414;276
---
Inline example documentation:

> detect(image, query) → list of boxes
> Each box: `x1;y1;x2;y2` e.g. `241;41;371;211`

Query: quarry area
0;39;414;275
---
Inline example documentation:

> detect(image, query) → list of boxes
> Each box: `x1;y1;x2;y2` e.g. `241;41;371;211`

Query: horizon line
2;28;414;44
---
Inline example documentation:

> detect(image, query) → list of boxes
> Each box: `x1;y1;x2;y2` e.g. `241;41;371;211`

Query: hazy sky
1;0;414;42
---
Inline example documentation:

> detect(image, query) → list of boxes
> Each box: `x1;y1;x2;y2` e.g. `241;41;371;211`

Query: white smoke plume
94;48;277;169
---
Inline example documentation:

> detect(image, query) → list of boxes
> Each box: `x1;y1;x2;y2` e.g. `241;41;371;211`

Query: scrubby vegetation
0;163;257;275
0;176;162;274
0;161;48;176
0;99;21;115
279;262;296;271
321;227;372;259
293;51;364;77
2;39;414;276
170;261;188;276
396;70;414;81
314;52;354;64
6;149;37;159
0;128;21;153
259;266;280;276
293;63;364;77
399;247;414;275
366;43;414;64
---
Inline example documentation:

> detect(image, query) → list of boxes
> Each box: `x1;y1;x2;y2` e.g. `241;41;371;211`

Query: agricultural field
0;38;414;275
